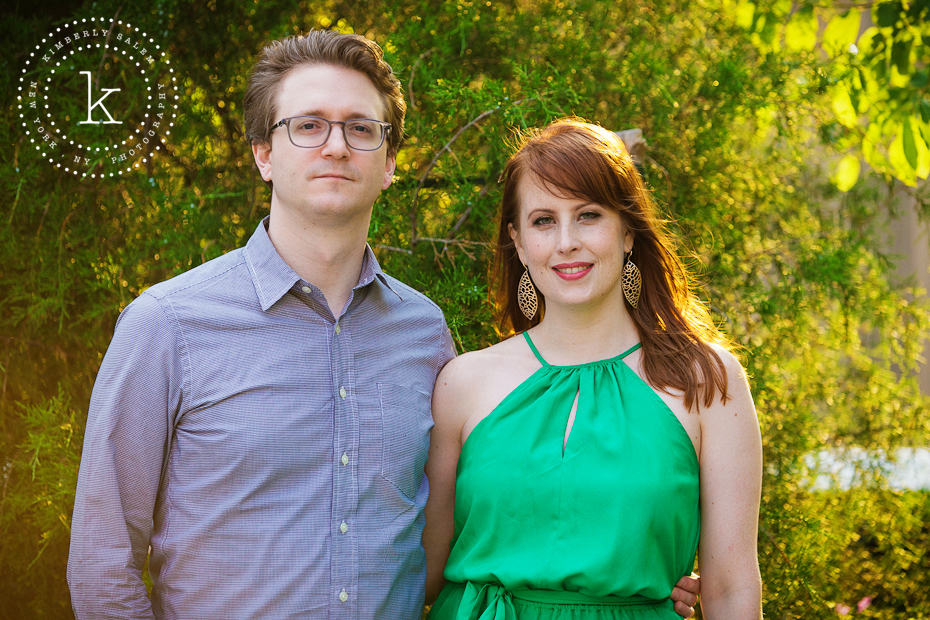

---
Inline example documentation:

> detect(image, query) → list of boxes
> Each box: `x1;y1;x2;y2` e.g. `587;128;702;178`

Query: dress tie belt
453;581;666;620
455;582;516;620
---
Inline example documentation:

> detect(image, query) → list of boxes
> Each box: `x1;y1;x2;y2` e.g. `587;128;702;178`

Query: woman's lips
552;262;592;280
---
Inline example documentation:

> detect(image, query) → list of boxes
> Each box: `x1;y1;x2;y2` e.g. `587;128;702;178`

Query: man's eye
297;121;322;131
347;122;374;134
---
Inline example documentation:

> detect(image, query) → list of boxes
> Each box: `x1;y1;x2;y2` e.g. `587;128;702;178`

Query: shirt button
339;589;349;603
301;285;312;294
341;452;349;466
335;323;341;335
339;520;348;534
339;386;347;399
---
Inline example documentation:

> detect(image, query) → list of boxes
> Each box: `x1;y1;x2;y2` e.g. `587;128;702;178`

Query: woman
423;119;762;619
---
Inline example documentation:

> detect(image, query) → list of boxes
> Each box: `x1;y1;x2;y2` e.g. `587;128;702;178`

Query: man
68;30;700;618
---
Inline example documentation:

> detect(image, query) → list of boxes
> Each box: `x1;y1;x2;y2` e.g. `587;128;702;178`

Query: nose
557;220;581;254
320;122;350;158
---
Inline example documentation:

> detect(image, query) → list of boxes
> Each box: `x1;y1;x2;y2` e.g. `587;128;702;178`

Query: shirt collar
356;245;405;302
244;217;403;311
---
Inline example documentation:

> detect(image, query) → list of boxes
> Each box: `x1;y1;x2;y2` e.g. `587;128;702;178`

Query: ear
508;222;527;265
252;141;273;182
623;229;634;254
382;153;397;190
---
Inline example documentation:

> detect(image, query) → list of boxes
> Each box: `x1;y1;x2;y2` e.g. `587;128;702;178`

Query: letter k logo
78;70;122;124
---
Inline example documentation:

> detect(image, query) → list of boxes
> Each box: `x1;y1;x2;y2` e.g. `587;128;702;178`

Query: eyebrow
525;202;594;214
289;110;382;120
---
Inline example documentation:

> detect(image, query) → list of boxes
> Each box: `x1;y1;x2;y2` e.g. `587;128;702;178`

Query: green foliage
1;0;928;617
808;489;930;617
734;0;930;195
0;389;83;618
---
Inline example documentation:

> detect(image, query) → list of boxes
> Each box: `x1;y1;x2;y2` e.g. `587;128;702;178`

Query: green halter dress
428;331;700;620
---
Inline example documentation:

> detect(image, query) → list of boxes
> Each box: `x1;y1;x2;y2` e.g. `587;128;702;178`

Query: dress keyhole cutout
563;390;579;456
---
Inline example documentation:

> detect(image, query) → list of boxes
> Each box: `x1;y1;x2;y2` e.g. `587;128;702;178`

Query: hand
670;572;701;618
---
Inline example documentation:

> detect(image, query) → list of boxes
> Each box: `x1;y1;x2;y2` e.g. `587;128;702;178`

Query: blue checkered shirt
68;218;455;619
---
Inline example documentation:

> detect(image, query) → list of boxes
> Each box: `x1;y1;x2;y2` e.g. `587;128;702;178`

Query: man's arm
67;293;184;619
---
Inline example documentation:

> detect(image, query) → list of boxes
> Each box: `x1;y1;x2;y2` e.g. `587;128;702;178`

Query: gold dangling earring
517;267;539;320
621;250;642;309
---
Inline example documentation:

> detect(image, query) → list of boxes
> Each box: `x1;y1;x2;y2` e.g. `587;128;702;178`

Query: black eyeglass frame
270;115;392;151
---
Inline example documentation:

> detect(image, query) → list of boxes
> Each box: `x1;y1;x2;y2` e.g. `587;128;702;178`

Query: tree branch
95;6;124;88
409;106;498;245
407;49;435;112
409;97;536;246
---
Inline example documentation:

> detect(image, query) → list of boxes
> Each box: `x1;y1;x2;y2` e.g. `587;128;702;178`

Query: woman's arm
698;350;763;619
423;357;470;604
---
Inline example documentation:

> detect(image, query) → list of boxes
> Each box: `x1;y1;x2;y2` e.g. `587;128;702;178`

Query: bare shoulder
703;342;757;424
708;343;748;384
436;335;536;389
432;334;541;442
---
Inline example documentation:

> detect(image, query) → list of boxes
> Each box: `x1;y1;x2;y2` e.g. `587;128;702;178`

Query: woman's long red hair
494;118;731;411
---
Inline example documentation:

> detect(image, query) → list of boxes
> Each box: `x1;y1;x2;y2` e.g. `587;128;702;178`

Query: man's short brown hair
244;30;405;156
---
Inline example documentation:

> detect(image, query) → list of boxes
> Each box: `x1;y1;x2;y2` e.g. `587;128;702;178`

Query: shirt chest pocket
377;383;433;500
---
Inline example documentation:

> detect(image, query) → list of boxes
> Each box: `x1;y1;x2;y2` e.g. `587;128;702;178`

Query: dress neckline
522;330;642;369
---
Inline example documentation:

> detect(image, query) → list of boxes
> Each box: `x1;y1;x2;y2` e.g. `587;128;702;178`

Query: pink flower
835;603;851;616
857;597;873;612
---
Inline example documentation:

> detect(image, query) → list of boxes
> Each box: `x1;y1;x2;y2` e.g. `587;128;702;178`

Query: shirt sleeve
68;292;185;619
436;315;457;371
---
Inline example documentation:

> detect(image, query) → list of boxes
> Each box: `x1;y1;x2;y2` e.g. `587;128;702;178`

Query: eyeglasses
270;116;392;151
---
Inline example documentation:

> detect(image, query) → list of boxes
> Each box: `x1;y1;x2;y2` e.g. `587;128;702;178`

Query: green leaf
915;121;930;179
892;38;911;75
919;116;930;145
735;0;755;29
857;27;881;56
861;130;884;173
875;1;901;28
911;70;929;89
889;121;919;185
784;6;818;52
822;11;862;57
907;0;930;19
752;16;780;53
902;117;918;169
832;87;858;128
833;154;860;191
771;0;793;18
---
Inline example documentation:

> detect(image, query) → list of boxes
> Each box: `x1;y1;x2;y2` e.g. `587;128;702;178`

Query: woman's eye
532;216;554;226
580;211;601;220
